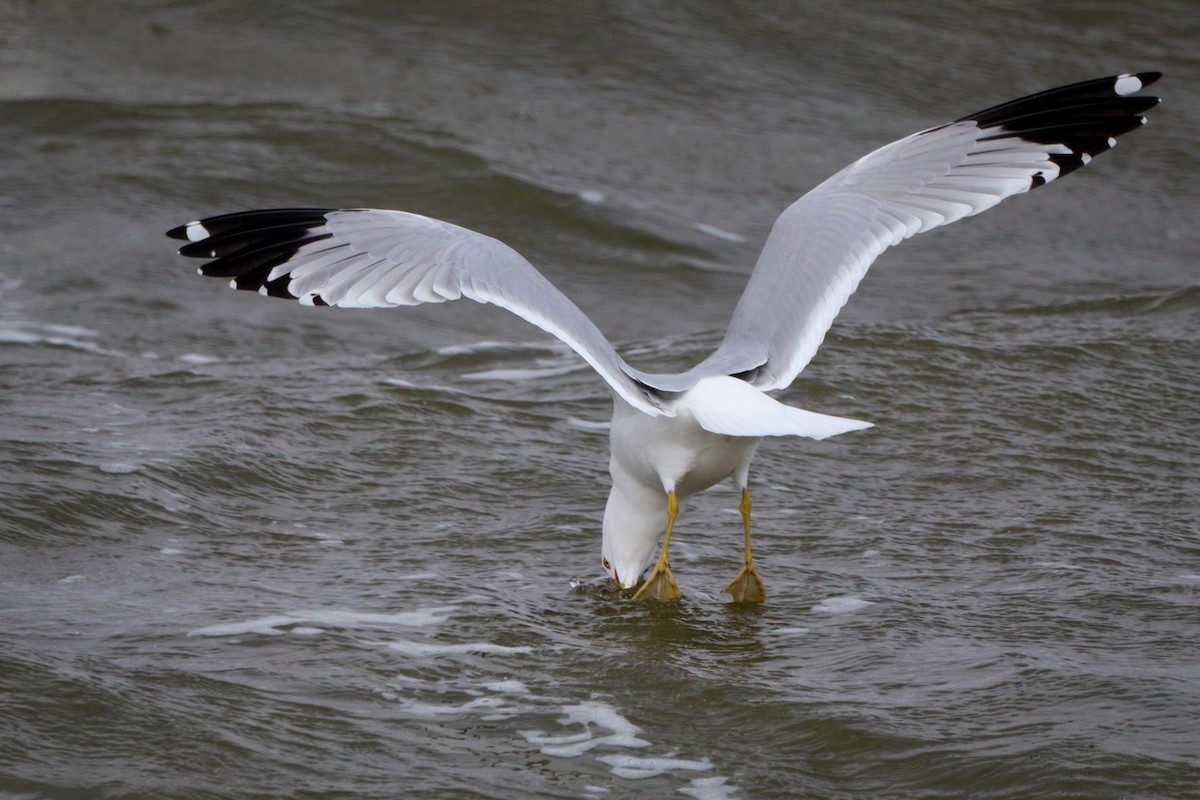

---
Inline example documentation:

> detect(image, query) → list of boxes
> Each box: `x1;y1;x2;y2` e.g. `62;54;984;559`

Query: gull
169;72;1161;602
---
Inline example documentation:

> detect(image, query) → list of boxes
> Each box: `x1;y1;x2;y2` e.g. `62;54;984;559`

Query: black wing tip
1125;70;1162;90
167;219;208;242
166;208;337;243
1112;71;1163;103
169;208;343;300
958;71;1164;129
953;71;1163;191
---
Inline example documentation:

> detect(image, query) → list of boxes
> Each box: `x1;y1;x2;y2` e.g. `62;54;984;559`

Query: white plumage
170;73;1161;600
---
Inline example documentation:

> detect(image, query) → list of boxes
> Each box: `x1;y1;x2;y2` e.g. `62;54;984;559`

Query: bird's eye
602;557;611;571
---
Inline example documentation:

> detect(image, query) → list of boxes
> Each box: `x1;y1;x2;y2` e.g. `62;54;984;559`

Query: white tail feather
681;376;872;439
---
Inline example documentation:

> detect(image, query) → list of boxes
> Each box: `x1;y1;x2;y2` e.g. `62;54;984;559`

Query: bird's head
601;484;666;590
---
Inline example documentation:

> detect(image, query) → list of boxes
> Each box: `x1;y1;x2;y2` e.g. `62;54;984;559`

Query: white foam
300;608;453;627
435;339;551;356
279;528;345;546
565;416;611;432
769;626;810;636
520;701;652;758
399;695;515;720
1114;74;1143;96
681;775;742;800
560;701;643;737
0;322;121;356
382;640;532;657
179;353;221;365
189;614;299;637
521;730;596;754
0;790;50;800
393;571;443;581
482;679;531;695
812;595;875;614
461;362;583;382
187;607;453;637
516;699;731;785
492;570;527;582
693;222;746;243
596;753;712;780
36;322;101;339
58;575;86;584
578;189;606;205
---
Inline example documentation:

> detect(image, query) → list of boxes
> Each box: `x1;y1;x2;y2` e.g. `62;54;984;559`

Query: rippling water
2;2;1198;798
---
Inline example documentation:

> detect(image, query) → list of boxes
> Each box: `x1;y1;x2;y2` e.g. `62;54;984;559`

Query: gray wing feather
702;72;1160;390
172;208;682;414
170;74;1159;406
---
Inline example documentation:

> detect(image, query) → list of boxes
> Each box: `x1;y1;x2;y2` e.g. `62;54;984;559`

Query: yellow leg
723;488;766;603
631;491;682;601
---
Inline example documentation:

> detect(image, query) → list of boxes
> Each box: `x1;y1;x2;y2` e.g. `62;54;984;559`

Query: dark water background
2;2;1198;798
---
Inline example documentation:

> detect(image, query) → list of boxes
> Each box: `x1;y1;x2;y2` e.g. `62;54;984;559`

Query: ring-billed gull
169;72;1161;602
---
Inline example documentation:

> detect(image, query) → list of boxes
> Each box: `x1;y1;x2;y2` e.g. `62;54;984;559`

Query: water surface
2;2;1198;798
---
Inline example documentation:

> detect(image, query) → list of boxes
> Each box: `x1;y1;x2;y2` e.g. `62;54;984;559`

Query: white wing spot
1107;137;1117;148
1114;74;1143;96
185;221;209;242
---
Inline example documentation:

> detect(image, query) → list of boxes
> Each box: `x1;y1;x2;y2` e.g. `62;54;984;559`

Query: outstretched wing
168;208;684;415
701;72;1161;390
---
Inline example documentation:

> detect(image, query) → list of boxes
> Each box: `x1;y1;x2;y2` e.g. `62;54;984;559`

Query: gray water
2;2;1198;798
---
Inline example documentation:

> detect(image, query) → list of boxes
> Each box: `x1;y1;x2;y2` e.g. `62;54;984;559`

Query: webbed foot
722;561;766;603
631;563;681;601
